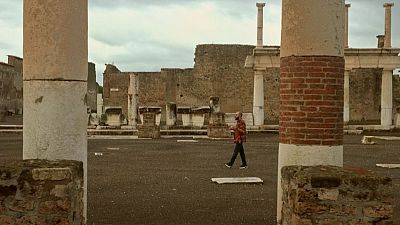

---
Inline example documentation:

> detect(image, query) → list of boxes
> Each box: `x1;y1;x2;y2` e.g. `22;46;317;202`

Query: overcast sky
0;0;399;85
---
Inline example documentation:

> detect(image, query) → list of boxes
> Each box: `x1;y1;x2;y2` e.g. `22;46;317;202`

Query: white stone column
383;3;394;48
256;3;266;48
97;93;103;116
253;70;264;126
128;73;138;127
344;70;350;123
23;0;88;218
345;4;351;48
381;69;393;128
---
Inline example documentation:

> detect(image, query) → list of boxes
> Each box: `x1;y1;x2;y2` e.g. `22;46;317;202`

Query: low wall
281;166;393;225
0;160;84;225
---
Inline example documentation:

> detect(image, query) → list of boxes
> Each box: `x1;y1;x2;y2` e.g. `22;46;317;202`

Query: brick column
256;3;266;48
381;69;393;128
23;0;88;219
253;70;264;126
383;3;394;48
277;0;345;224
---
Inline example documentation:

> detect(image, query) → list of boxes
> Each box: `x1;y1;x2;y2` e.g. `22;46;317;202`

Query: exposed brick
280;56;344;146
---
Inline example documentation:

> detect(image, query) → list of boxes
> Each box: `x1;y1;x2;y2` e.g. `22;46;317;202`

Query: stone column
381;69;393;128
166;102;177;126
253;70;265;126
383;3;394;48
128;73;138;127
23;0;88;218
344;70;350;123
345;4;351;48
278;0;345;224
256;3;266;48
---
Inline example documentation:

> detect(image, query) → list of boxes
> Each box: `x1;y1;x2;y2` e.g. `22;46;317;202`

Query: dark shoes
225;163;232;168
239;165;248;169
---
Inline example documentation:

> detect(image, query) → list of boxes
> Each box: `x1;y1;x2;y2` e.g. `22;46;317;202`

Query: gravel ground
0;132;399;225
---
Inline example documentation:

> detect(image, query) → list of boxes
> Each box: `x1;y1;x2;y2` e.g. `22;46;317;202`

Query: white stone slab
376;164;400;168
177;140;199;143
211;177;263;184
362;135;400;144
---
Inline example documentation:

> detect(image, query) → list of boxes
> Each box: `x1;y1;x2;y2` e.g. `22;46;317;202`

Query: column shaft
384;3;394;48
128;73;138;126
344;70;350;123
381;69;393;128
23;0;88;218
278;0;345;224
345;4;351;48
253;70;265;126
256;3;266;48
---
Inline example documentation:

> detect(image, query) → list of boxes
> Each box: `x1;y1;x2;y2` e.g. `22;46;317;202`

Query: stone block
0;160;83;225
32;168;72;181
281;166;393;225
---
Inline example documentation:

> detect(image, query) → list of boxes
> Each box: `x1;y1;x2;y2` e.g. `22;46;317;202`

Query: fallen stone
376;164;400;169
211;177;263;184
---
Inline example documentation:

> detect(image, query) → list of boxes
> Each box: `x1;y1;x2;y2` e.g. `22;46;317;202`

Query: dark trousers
228;143;247;166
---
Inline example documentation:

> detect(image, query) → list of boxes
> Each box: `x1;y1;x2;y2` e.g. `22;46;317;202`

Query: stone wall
281;166;393;225
349;69;382;123
0;160;84;225
102;45;400;125
393;75;400;114
0;62;22;114
193;44;255;113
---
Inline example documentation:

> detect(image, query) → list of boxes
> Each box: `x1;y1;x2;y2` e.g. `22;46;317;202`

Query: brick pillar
277;0;345;224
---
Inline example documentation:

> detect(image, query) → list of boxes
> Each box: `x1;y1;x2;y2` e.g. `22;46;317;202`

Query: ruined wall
0;62;22;114
87;62;97;113
103;69;129;116
0;160;84;225
137;72;163;106
281;166;393;225
264;68;280;123
349;69;382;123
193;44;254;113
7;55;23;74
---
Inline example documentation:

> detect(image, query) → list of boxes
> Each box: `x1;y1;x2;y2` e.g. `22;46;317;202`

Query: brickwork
87;62;97;113
138;113;160;138
0;62;22;115
0;160;84;225
281;166;393;225
279;56;344;146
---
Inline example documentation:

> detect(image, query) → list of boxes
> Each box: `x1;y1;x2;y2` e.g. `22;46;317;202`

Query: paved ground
1;132;400;225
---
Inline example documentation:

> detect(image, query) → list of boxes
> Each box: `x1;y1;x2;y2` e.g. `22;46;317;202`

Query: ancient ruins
0;0;399;225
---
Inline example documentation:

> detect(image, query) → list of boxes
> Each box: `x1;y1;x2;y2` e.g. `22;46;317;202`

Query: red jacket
233;119;246;143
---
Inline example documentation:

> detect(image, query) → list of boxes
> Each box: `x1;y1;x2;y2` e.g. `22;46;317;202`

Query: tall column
383;3;394;48
23;0;88;218
344;70;350;123
381;69;393;128
256;3;266;48
253;70;265;126
345;4;351;48
278;0;345;224
128;73;138;127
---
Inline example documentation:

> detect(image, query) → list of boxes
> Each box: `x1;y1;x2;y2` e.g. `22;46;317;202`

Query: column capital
383;3;394;8
345;3;351;8
256;2;266;8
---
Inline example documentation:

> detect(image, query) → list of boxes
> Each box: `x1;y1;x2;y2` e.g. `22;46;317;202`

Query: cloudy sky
0;0;399;85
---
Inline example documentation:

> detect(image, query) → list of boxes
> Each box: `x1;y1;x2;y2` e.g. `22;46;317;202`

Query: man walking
225;111;248;169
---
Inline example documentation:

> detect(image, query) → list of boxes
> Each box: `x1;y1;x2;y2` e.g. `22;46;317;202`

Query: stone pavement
0;132;399;225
